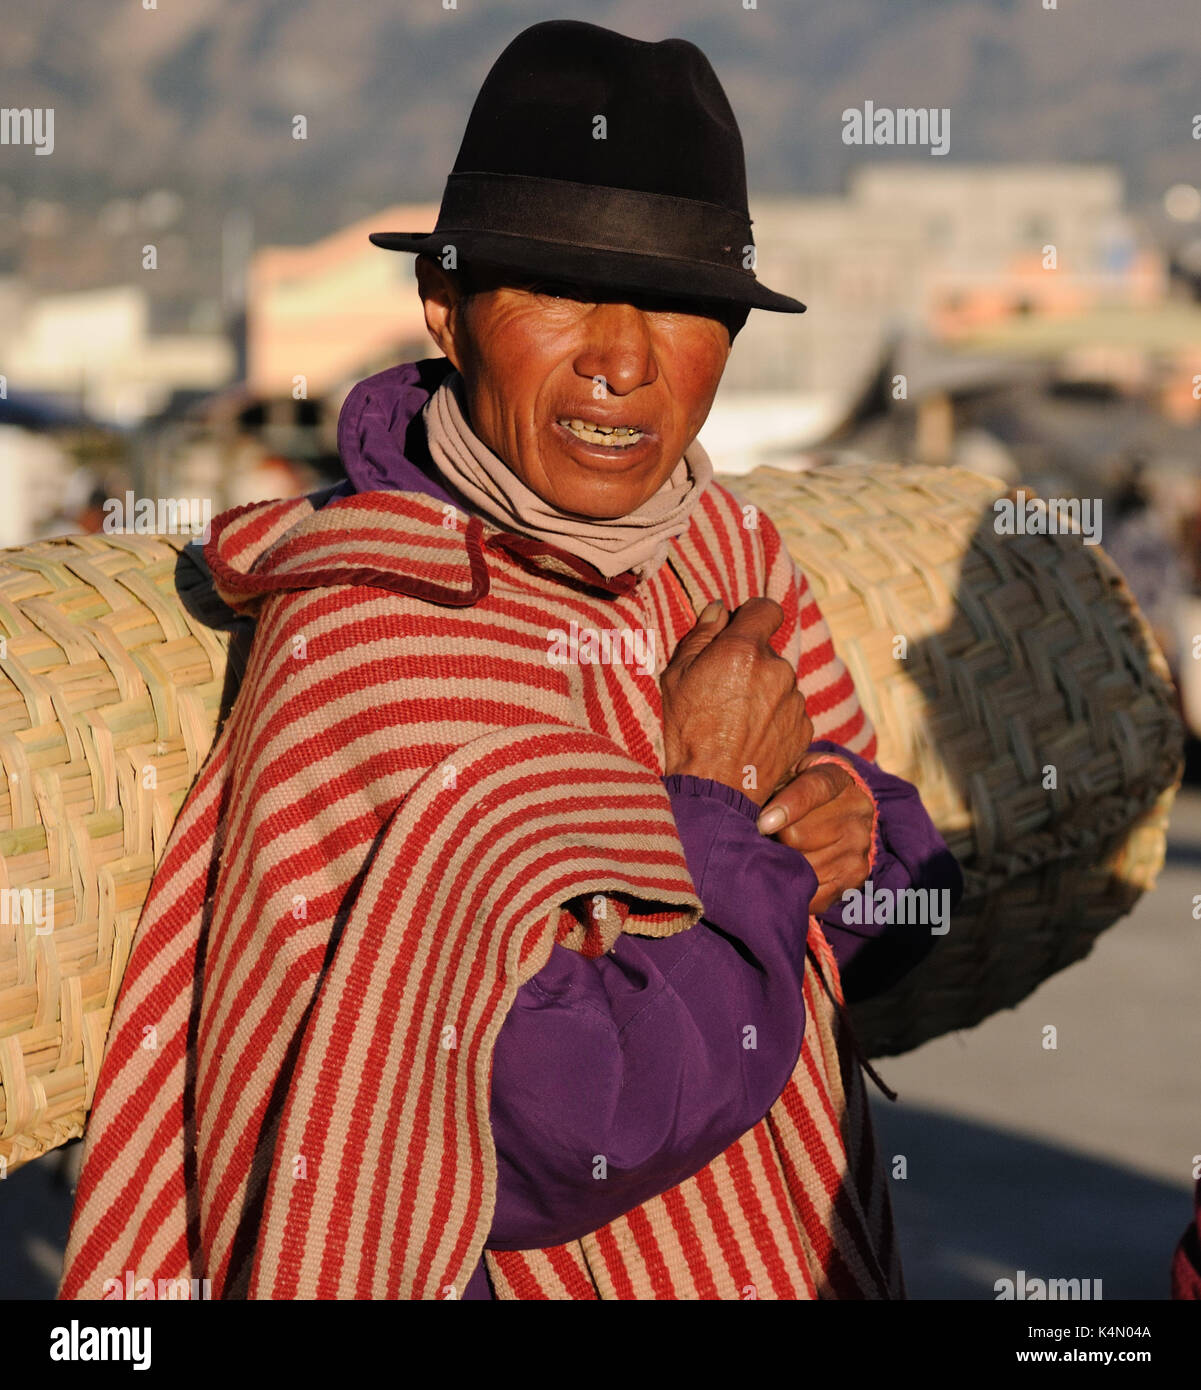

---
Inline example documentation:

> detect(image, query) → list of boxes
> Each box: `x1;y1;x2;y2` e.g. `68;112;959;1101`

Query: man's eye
529;280;586;301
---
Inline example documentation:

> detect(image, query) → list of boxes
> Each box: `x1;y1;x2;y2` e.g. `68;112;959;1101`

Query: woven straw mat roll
722;462;1182;1058
0;533;239;1174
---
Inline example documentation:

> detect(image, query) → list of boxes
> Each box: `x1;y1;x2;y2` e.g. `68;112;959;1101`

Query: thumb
757;762;846;834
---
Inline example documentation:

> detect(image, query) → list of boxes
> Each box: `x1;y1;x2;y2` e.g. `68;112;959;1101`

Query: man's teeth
560;417;644;446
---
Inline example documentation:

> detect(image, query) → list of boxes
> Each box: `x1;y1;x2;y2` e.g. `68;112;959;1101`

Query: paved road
871;787;1201;1299
4;793;1198;1300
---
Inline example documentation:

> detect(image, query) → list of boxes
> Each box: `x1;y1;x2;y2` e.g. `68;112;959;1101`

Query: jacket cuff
662;773;761;822
662;773;817;931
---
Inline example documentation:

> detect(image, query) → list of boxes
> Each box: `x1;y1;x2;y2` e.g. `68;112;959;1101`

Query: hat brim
368;229;805;314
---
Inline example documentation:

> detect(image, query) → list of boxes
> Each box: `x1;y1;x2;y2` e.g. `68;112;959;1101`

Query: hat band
434;172;753;270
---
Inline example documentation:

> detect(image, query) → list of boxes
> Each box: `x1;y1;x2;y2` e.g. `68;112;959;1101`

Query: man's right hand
660;597;813;807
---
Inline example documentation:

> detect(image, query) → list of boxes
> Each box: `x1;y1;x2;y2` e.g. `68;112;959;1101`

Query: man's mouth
557;417;646;448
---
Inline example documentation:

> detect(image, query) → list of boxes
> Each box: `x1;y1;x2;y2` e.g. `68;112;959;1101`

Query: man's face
419;260;735;519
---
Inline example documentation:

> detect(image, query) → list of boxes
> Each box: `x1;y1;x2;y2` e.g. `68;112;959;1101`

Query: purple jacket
323;359;963;1298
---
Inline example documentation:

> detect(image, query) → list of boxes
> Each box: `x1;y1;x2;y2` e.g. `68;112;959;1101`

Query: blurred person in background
1105;451;1184;671
34;466;110;539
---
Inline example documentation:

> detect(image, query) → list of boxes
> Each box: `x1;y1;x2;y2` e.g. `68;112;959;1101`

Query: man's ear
415;255;466;370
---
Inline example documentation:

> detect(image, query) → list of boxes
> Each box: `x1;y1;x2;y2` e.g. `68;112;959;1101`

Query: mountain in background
0;0;1197;292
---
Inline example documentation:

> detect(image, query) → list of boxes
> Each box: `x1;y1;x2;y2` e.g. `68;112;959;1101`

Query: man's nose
572;302;658;396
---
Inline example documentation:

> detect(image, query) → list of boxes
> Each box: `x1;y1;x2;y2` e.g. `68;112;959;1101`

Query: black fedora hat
369;20;805;315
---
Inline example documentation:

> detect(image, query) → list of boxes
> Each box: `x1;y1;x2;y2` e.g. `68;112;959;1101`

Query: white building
4;284;233;426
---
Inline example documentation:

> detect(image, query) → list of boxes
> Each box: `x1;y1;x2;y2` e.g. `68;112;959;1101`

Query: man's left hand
755;754;874;914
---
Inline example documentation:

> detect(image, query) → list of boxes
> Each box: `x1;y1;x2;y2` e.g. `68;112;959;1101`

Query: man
61;20;961;1300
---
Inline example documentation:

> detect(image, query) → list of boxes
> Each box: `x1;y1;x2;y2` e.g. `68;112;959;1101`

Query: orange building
247;204;437;399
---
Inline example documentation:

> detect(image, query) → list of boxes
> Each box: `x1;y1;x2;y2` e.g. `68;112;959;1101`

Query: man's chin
545;462;669;519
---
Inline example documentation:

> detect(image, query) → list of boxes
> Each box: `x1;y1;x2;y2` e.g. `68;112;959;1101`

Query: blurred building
710;163;1198;472
728;164;1166;396
0;426;74;546
0;282;233;426
247;204;436;400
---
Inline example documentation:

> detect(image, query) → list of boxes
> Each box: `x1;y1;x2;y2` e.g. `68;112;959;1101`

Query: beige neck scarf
422;370;713;581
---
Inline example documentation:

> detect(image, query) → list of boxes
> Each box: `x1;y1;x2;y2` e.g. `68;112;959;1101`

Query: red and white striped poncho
59;479;902;1300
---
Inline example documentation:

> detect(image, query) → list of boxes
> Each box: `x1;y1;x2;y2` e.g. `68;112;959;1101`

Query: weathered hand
755;754;874;915
661;597;813;808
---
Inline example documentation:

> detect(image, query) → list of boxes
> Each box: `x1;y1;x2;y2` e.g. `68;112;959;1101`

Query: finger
756;763;852;835
789;842;873;896
697;598;727;626
796;855;871;917
721;596;787;648
766;742;815;798
666;600;729;671
767;761;865;826
794;749;849;776
777;824;872;897
776;813;866;859
773;783;872;850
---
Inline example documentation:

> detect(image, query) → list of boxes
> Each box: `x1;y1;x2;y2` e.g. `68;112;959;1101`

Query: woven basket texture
0;534;240;1173
723;462;1182;1057
0;462;1182;1169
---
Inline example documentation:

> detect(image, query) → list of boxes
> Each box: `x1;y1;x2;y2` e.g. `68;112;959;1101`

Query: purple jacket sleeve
481;775;818;1257
466;756;961;1297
